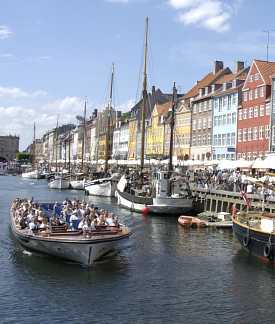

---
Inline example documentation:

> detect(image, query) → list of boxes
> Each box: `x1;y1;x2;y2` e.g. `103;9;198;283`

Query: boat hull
85;180;116;197
48;178;70;190
10;216;130;266
22;170;42;179
116;189;193;215
233;220;275;261
70;180;85;190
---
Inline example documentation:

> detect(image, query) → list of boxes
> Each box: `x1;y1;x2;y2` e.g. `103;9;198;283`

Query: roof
184;67;231;99
254;59;275;85
155;101;172;116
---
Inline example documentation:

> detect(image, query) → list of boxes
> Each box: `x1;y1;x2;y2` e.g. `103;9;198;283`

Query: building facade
0;135;19;161
237;60;275;159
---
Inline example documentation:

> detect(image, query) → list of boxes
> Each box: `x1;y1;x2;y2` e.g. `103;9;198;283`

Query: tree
16;152;31;161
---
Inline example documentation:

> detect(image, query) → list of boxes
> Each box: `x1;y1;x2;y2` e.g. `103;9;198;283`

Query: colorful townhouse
188;61;231;160
212;62;249;160
146;101;171;159
237;59;275;159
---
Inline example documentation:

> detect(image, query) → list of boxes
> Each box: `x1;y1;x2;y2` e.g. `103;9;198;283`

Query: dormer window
199;89;203;97
205;87;208;95
211;84;215;93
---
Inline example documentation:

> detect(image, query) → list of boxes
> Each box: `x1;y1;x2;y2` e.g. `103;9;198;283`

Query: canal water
1;176;275;323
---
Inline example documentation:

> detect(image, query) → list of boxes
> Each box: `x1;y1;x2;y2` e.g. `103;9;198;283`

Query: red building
236;59;275;160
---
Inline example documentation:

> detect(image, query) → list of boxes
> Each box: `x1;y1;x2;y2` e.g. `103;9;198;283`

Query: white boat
85;173;120;197
10;201;131;266
48;176;70;189
115;171;193;215
22;169;43;179
70;179;85;190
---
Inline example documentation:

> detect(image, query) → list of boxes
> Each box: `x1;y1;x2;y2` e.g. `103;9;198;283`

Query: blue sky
0;0;274;149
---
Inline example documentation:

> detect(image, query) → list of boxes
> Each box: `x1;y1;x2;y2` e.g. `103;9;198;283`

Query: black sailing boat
115;17;193;215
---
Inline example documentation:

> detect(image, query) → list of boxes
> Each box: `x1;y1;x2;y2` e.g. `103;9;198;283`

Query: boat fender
142;207;150;216
264;243;273;259
242;235;250;247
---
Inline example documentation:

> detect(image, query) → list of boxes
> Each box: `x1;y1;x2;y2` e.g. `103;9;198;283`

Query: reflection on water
2;176;275;323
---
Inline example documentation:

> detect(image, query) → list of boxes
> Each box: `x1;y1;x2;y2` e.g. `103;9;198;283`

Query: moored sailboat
115;17;193;215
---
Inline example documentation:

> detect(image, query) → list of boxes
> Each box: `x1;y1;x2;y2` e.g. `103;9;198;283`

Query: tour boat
85;173;120;197
233;211;275;261
10;201;131;266
116;171;193;215
178;215;206;228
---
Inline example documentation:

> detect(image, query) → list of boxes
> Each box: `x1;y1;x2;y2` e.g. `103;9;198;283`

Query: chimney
213;60;224;74
235;61;244;73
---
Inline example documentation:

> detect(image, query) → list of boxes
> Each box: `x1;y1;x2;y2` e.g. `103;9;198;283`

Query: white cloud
0;25;13;39
0;96;84;149
168;0;240;32
0;53;15;59
0;86;47;99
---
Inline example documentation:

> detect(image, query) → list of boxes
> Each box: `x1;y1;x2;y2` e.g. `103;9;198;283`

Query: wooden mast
81;99;87;172
140;16;149;172
32;122;36;169
104;63;115;174
55;117;59;172
168;82;177;173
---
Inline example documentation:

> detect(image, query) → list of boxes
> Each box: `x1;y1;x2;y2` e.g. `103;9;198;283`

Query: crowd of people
11;198;120;236
189;169;275;198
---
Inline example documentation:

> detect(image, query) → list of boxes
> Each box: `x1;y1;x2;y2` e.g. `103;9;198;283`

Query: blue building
212;62;248;160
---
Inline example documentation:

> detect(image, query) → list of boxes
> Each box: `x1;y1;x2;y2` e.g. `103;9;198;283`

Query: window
214;116;218;126
248;128;252;141
260;104;265;116
208;99;212;110
231;132;235;145
266;103;271;115
265;125;270;139
218;98;222;112
222;134;226;145
208;117;212;128
233;93;237;105
239;110;242;120
255;73;260;81
193;104;197;113
243;91;248;102
249;90;253;100
218;115;222;126
214;99;218;111
250;75;254;82
214;134;217;145
260;86;264;97
243;109;247;119
272;126;275;145
259;126;264;139
218;134;221;145
228;95;232;109
223;114;226;125
243;127;247;141
193;120;196;130
203;118;207;129
227;113;231;125
254;106;258;117
238;129;242;142
204;101;207;111
202;135;206;145
207;134;211;145
197;119;201;129
253;127;258;140
192;135;196;145
198;102;202;112
198;135;201;145
226;133;230;145
249;107;253;118
255;88;258;99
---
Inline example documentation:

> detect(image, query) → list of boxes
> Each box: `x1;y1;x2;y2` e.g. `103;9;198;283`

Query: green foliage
16;152;31;161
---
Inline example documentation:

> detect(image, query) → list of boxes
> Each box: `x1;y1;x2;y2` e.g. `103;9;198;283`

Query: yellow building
146;101;170;158
127;118;138;160
173;99;191;159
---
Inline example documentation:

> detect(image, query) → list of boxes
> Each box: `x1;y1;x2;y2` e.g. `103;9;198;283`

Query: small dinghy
178;215;206;228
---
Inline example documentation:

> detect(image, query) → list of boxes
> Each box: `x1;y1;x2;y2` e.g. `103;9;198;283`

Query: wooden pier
191;187;275;214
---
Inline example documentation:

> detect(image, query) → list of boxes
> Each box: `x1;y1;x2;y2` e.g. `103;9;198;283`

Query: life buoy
264;244;273;259
243;235;250;247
